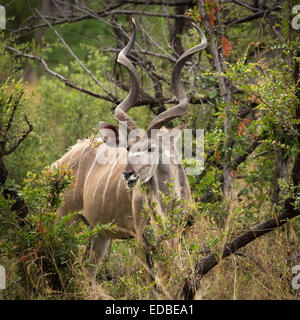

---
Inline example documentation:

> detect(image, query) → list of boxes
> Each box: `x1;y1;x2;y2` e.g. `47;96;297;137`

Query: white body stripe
116;175;123;200
101;158;119;210
93;164;112;200
85;156;98;189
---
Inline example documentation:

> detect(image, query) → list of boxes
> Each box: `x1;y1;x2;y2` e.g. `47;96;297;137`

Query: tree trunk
271;142;289;206
0;156;28;222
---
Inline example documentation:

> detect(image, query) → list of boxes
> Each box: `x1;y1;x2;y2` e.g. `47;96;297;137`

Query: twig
225;9;280;26
2;114;33;156
107;10;191;20
3;91;24;140
126;0;195;5
224;0;258;12
4;45;116;103
137;20;175;62
11;9;191;36
36;9;117;102
100;48;176;63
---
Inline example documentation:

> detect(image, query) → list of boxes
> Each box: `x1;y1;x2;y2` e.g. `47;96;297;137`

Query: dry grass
98;206;299;300
1;189;299;300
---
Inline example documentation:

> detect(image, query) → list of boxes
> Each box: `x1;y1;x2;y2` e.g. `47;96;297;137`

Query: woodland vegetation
0;0;299;300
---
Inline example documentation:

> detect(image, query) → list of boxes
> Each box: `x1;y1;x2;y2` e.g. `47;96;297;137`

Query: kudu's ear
98;121;120;147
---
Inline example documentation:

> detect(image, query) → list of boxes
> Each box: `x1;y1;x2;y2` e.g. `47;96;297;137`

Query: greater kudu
53;19;207;280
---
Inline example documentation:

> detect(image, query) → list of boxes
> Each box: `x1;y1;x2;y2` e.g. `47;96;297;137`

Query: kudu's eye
148;147;155;153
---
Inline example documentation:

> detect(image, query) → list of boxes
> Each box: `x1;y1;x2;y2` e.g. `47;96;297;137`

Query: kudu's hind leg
88;233;111;282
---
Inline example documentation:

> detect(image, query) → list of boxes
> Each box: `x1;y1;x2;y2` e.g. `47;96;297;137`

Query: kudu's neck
146;161;184;215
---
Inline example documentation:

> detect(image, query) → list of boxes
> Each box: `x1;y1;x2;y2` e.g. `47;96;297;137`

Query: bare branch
182;204;300;299
224;0;258;11
107;10;191;20
226;11;266;26
4;45;117;103
136;20;176;62
4;45;195;110
225;7;284;27
11;9;191;36
3;91;24;140
2;114;33;156
101;47;176;63
125;0;195;5
231;132;266;170
11;0;109;34
200;132;266;203
36;9;117;102
182;139;300;299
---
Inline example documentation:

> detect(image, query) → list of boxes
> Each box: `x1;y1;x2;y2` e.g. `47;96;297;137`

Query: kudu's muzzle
123;170;134;180
123;169;139;187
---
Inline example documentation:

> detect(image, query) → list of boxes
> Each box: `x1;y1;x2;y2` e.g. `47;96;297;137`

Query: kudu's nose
123;170;134;180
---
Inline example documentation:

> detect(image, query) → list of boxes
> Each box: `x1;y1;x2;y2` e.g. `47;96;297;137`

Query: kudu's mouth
123;170;139;188
127;176;139;188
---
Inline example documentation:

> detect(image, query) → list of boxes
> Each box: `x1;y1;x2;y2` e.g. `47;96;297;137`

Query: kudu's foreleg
88;234;111;282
